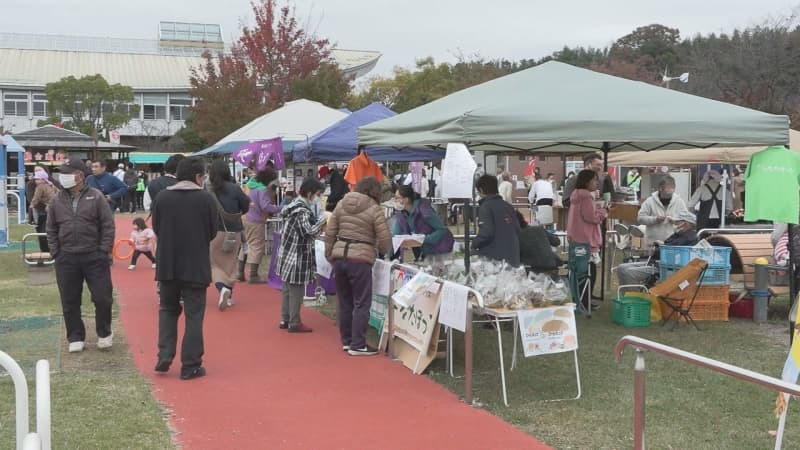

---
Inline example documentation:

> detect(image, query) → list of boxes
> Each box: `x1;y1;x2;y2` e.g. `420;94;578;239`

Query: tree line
37;2;800;153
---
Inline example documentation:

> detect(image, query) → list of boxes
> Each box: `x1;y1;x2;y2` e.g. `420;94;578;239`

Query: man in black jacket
47;156;115;353
144;154;184;211
617;210;699;287
472;175;521;267
151;157;217;380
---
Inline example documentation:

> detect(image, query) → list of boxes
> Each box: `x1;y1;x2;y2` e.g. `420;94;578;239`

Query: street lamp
661;67;689;89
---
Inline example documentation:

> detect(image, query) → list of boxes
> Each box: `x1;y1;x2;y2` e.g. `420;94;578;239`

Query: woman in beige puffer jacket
325;177;392;356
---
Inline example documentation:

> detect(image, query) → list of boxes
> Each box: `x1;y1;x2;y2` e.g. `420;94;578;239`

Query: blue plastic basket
659;246;732;267
659;263;731;286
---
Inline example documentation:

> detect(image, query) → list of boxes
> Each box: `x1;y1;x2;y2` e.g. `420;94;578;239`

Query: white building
0;24;381;150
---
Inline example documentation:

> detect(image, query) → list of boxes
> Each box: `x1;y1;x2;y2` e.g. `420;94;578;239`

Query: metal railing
615;336;800;450
0;351;51;450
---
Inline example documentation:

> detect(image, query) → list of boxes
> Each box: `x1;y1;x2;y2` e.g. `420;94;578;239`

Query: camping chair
648;258;708;330
568;242;592;317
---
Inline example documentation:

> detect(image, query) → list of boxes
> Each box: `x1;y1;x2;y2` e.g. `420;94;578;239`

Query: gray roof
0;32;381;90
13;125;135;150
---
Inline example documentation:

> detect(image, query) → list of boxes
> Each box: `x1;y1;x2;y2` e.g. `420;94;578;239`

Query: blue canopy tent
292;103;445;162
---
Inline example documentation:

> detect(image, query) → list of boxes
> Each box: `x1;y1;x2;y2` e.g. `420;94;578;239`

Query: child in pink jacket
129;217;156;270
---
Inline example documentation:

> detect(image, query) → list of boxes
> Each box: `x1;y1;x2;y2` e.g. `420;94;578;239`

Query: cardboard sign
438;281;468;332
391;284;441;353
440;143;476;199
517;305;578;357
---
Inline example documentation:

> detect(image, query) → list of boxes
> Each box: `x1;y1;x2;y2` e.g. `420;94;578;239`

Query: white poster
314;240;332;278
517;305;578;357
392;272;437;308
440;143;477;199
371;259;392;296
438;281;468;332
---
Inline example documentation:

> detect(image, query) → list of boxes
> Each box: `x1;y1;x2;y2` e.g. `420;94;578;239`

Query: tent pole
601;142;610;303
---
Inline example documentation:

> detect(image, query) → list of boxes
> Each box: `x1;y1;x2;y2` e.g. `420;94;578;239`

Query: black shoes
279;321;288;329
154;359;172;373
180;367;206;380
348;345;379;356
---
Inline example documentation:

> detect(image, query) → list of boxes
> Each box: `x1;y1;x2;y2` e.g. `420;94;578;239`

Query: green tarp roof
129;152;184;164
358;61;789;153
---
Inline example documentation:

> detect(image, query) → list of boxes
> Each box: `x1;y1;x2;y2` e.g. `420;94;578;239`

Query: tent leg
601;143;610;302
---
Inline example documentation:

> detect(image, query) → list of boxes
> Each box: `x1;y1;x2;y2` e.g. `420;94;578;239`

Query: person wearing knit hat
30;170;58;251
617;209;699;288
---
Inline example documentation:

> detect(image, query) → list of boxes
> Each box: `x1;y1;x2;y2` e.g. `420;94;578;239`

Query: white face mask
59;173;77;189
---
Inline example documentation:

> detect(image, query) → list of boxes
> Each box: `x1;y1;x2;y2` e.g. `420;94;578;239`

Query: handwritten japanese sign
516;305;578;357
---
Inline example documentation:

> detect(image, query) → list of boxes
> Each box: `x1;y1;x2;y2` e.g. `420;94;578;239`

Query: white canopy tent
193;99;349;155
608;130;800;166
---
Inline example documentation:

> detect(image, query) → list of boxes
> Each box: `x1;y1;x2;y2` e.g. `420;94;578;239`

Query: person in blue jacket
86;159;129;212
393;185;454;262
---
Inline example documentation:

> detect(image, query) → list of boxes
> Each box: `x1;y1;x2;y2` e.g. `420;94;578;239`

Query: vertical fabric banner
410;161;423;194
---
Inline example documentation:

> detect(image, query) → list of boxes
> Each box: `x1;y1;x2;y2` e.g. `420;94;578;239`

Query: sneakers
227;297;235;307
279;321;288;329
180;367;206;380
127;265;136;270
288;323;313;333
348;345;379;356
342;344;350;352
151;263;157;269
68;341;85;353
97;333;113;349
218;286;231;311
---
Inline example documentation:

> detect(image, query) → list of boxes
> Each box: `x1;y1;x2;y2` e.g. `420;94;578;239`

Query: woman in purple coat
237;167;282;283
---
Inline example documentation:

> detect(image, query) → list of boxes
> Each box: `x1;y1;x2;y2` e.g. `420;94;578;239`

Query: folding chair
568;242;592;317
648;258;708;330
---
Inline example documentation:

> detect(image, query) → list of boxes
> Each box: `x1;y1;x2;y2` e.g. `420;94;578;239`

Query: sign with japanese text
517;305;578;357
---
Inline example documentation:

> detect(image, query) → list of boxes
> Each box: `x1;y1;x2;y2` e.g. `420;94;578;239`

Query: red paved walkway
113;218;549;449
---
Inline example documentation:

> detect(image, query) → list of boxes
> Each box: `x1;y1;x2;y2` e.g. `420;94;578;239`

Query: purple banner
232;137;285;170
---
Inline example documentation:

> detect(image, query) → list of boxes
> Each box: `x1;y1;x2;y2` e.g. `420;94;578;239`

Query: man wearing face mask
617;210;699;287
46;155;115;354
637;176;690;247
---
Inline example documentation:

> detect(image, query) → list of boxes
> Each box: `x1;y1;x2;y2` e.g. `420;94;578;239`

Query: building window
32;94;48;117
102;102;139;117
142;94;167;120
169;95;192;120
3;92;29;116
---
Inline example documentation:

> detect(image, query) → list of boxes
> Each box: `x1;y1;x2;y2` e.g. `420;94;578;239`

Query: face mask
59;173;77;189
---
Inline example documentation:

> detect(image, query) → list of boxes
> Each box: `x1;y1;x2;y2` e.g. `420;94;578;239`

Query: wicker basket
659;285;729;321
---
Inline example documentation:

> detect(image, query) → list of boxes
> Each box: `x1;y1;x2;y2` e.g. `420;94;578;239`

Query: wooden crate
659;285;729;321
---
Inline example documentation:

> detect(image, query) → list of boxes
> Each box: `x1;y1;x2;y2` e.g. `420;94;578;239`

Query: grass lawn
0;223;175;448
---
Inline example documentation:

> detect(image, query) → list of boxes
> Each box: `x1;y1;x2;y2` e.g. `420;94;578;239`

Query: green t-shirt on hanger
744;146;800;224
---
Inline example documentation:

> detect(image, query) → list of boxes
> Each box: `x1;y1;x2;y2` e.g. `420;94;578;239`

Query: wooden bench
706;233;790;299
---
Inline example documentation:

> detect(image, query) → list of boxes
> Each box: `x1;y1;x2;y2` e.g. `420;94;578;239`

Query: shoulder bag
209;190;241;253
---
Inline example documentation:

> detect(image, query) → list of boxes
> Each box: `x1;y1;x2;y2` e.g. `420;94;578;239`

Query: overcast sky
5;0;799;78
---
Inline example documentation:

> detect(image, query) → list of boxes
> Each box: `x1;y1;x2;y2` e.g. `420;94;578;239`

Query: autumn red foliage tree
186;0;335;145
235;0;332;109
188;52;266;144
